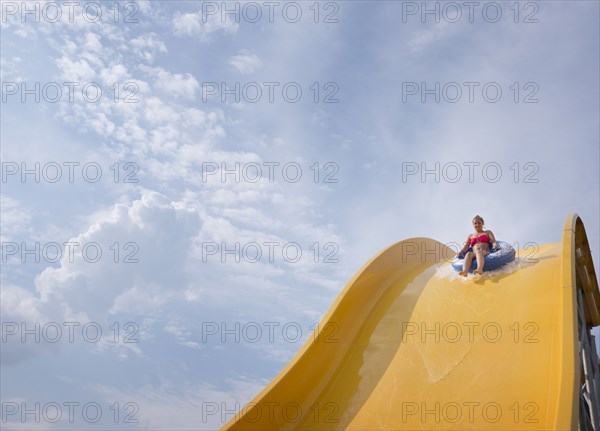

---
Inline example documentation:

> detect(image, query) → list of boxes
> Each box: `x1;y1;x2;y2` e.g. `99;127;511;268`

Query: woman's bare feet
458;271;467;277
474;269;483;275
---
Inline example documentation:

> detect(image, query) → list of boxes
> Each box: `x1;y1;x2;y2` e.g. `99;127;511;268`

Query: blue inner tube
452;240;515;272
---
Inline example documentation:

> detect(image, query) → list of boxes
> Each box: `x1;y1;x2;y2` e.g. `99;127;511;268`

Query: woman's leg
473;244;490;274
459;252;474;276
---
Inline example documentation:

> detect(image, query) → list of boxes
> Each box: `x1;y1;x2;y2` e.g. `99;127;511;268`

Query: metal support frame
578;275;600;430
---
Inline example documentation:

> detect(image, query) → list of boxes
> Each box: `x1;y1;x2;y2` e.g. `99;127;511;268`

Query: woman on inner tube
456;215;500;276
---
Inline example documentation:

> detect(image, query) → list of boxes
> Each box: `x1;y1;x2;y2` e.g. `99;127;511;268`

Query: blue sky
1;1;599;429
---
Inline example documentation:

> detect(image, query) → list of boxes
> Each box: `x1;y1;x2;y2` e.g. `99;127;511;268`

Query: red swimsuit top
469;234;490;246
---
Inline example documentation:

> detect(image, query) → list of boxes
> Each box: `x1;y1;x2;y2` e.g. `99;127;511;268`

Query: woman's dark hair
473;215;484;224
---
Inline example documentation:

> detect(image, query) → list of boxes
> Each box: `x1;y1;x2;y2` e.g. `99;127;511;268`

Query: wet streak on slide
222;214;600;430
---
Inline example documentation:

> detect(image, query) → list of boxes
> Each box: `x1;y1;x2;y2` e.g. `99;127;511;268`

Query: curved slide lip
552;213;600;429
221;216;599;430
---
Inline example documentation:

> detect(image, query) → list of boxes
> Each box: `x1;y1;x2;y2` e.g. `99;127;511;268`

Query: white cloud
172;11;238;40
0;56;24;82
0;195;32;242
31;191;200;315
114;118;148;145
141;65;200;99
229;50;263;74
5;183;338;322
144;96;182;124
129;33;168;63
55;56;96;82
163;321;201;349
88;111;116;136
0;284;54;367
91;377;266;430
99;63;130;85
83;31;103;53
172;12;203;36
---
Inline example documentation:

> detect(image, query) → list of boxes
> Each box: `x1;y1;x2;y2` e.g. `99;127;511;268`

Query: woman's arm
457;234;471;256
487;230;499;249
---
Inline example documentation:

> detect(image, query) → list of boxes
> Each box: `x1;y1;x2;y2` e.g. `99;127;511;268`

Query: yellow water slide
222;214;600;430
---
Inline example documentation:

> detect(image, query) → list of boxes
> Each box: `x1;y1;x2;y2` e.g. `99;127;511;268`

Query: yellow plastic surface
222;215;600;430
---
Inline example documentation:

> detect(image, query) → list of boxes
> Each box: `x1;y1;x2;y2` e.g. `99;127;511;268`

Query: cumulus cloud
1;191;195;348
129;33;168;63
2;183;344;367
229;50;263;74
0;195;32;242
99;63;130;85
55;56;96;82
140;65;200;100
172;10;238;40
144;96;182;124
